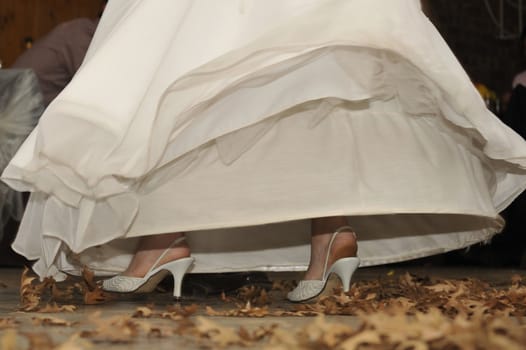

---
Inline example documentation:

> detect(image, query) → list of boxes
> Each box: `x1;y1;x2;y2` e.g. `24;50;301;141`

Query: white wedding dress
4;0;526;280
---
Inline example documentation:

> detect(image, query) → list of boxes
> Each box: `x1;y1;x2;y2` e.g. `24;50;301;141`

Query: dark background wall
426;0;525;95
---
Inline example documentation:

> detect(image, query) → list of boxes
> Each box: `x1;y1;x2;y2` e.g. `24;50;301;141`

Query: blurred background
0;0;106;67
424;0;526;114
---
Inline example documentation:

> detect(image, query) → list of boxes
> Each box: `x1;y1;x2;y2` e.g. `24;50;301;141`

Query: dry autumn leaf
238;301;269;317
271;279;296;292
205;302;270;317
81;267;112;305
236;285;270;306
205;305;222;316
54;334;94;350
19;266;41;311
81;267;97;291
338;330;382;350
195;316;244;348
132;306;153;318
265;328;300;349
166;303;199;317
511;274;523;286
39;302;77;313
161;303;199;321
297;314;353;348
22;331;55;350
31;316;76;327
0;329;18;350
51;282;75;302
0;318;19;330
134;320;174;338
83;288;109;305
80;311;141;343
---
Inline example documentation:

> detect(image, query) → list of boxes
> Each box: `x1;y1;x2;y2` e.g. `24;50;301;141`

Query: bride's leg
122;232;191;277
303;216;357;280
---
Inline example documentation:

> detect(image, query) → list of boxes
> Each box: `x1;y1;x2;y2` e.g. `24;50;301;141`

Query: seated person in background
0;4;105;265
11;12;103;106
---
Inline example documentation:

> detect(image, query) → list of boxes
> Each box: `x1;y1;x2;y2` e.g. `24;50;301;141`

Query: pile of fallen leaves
2;269;526;349
265;311;526;350
293;272;526;318
204;272;526;319
18;267;112;312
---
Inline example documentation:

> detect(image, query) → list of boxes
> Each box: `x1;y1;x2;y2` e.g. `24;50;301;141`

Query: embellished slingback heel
287;226;360;302
102;236;194;299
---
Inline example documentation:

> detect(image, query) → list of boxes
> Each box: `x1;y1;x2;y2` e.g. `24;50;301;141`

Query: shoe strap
322;226;355;278
149;236;187;274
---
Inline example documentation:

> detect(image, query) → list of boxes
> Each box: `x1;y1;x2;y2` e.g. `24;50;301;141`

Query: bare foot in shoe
303;216;357;281
122;232;191;278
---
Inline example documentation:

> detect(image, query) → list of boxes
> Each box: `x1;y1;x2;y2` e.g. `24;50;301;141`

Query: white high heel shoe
102;236;194;299
287;226;360;302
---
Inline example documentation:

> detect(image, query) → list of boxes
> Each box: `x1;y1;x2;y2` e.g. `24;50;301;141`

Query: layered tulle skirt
4;0;526;279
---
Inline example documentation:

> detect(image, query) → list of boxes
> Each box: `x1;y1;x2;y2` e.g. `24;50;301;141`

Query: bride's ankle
124;233;190;277
314;228;357;257
329;228;357;260
311;217;357;255
304;225;357;280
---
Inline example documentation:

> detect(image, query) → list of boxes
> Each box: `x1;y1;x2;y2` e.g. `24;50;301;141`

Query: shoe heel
164;257;195;298
330;257;360;292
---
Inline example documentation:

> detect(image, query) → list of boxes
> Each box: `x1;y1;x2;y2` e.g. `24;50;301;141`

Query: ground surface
1;266;525;349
